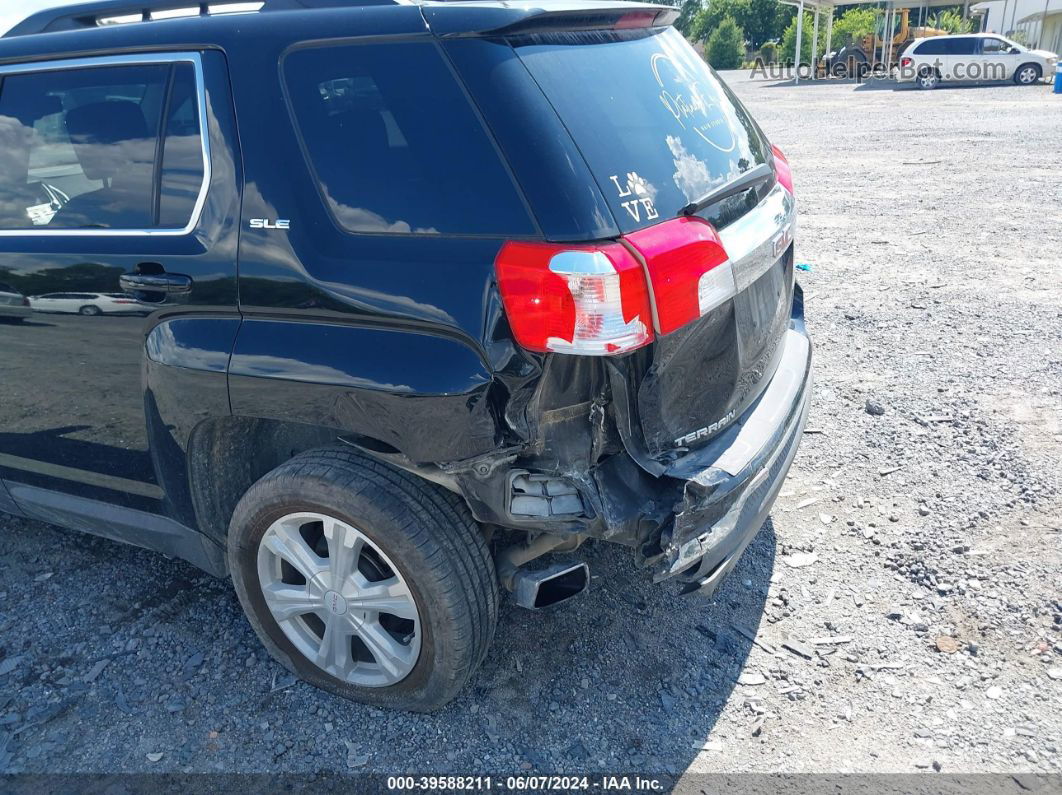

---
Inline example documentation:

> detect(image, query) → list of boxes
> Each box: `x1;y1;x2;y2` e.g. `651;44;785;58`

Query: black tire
228;447;498;712
1014;63;1041;85
916;66;940;90
79;305;101;316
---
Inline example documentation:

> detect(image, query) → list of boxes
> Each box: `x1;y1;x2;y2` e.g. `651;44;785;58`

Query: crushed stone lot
0;73;1060;778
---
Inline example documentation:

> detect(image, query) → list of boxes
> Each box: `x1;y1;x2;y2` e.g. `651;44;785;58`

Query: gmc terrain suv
0;0;811;711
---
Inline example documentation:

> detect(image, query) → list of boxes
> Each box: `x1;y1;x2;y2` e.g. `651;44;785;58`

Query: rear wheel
78;305;101;316
1014;64;1041;85
228;448;498;712
916;66;940;90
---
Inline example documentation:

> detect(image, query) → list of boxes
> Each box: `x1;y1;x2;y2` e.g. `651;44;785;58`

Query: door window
0;59;206;231
980;38;1011;54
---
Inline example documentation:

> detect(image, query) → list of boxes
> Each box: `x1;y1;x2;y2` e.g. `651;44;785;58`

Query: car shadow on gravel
439;520;777;775
0;514;774;775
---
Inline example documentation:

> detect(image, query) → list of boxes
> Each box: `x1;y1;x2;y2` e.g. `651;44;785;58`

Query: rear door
912;37;946;77
0;51;240;517
947;36;980;81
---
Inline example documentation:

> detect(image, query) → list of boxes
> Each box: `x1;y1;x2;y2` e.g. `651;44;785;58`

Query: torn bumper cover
652;320;812;596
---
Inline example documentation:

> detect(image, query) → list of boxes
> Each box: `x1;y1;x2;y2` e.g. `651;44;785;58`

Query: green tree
705;15;747;69
691;0;746;43
928;8;974;33
674;0;703;36
830;7;879;46
759;40;778;63
1006;29;1031;46
692;0;784;50
742;0;784;48
780;11;813;65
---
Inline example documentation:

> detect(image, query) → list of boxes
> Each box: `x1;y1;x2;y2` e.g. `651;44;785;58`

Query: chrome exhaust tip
512;561;589;610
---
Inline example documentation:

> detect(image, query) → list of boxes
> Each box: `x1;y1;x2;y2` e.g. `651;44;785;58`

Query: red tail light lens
900;57;913;68
772;145;794;195
623;217;734;335
495;240;653;355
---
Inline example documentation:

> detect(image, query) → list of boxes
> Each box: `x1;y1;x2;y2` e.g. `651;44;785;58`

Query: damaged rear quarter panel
228;320;500;464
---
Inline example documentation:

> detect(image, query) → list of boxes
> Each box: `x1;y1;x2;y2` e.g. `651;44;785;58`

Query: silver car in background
0;281;31;322
28;292;146;316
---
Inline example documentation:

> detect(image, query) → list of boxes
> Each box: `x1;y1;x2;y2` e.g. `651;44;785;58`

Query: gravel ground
0;72;1060;779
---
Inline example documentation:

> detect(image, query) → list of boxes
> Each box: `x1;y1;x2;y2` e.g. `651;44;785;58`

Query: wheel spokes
353;617;412;679
348;575;417;620
324;518;363;582
264;521;327;581
316;614;354;678
262;582;319;622
258;511;421;687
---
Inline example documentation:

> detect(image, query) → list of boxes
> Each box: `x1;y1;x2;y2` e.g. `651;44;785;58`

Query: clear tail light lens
495;241;653;355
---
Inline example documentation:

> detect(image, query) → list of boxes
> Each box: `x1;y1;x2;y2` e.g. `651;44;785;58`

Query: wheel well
1018;62;1041;75
186;417;360;545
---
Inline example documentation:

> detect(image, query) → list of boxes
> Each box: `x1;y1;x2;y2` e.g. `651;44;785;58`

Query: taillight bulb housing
495;241;653;355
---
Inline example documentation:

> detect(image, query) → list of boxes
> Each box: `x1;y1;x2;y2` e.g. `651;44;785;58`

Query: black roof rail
3;0;395;38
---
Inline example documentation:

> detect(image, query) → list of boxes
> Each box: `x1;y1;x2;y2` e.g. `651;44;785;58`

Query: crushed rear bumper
651;310;812;596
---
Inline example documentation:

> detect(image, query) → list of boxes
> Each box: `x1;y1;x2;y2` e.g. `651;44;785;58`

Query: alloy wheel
257;511;421;687
1017;66;1038;84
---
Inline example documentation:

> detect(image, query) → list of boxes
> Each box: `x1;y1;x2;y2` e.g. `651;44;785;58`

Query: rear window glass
284;42;534;237
512;27;770;233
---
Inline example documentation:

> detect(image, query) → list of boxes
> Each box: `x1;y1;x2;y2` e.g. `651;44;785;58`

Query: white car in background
899;33;1058;89
29;292;146;316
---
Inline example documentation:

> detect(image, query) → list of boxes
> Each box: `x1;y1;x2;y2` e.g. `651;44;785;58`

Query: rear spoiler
422;1;679;38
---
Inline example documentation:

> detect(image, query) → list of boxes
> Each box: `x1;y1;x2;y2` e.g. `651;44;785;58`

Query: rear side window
284;41;534;237
511;27;770;233
0;60;206;231
915;39;947;55
949;38;979;55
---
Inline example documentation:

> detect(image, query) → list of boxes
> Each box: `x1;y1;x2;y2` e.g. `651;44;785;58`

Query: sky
0;0;69;35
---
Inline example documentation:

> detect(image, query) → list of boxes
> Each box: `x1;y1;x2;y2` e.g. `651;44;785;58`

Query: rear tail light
494;241;653;355
496;154;798;354
771;145;793;195
900;56;913;68
623;217;734;335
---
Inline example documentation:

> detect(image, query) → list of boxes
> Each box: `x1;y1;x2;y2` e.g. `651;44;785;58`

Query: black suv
0;0;810;711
